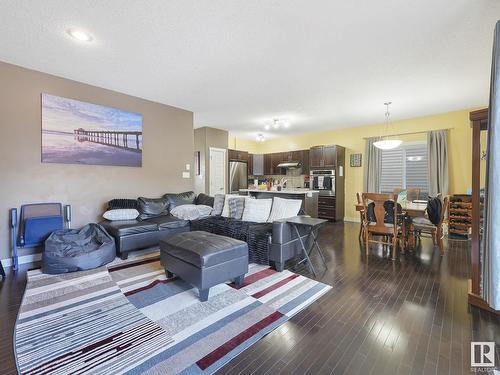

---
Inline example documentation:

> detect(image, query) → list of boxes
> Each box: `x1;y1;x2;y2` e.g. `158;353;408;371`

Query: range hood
277;161;302;169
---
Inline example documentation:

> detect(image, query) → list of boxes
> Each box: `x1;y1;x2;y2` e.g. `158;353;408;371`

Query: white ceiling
1;1;499;140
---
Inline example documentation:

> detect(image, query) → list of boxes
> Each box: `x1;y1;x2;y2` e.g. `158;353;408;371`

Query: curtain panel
482;20;500;310
427;130;449;197
363;137;382;193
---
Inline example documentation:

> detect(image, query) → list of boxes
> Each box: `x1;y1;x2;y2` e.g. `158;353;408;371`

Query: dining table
355;201;428;249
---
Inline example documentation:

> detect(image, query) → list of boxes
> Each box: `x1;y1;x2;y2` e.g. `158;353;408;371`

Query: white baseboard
344;217;361;223
1;253;42;268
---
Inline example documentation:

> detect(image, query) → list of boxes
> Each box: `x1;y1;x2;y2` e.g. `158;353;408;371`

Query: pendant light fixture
373;102;402;150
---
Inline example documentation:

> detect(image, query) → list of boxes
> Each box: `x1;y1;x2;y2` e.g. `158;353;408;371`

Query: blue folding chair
11;203;64;270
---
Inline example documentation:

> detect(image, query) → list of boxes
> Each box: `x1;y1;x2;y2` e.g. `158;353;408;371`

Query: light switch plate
182;171;190;178
186;163;190;171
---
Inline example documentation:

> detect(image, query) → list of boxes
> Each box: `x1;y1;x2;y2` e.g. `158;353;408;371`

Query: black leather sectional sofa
100;191;314;271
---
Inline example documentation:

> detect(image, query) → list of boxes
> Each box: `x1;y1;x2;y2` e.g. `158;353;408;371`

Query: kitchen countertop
239;189;320;195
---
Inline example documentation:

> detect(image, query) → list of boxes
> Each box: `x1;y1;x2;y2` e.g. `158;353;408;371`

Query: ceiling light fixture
256;133;265;142
67;28;93;43
373;102;402;150
265;118;290;131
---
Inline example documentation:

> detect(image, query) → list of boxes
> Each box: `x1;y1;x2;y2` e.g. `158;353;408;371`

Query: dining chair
361;193;404;260
356;192;366;240
393;187;421;202
412;195;449;255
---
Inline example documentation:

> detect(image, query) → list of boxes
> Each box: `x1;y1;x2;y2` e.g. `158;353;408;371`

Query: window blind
379;143;428;197
380;148;404;193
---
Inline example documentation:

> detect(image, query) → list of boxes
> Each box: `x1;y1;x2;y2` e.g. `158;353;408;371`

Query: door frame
209;147;227;196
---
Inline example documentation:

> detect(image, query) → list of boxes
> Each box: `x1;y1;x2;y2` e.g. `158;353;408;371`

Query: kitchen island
239;189;319;217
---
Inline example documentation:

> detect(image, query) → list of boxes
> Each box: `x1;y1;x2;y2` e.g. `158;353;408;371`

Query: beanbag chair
42;223;116;274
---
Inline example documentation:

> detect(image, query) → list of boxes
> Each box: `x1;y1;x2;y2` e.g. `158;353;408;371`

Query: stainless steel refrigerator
229;161;248;194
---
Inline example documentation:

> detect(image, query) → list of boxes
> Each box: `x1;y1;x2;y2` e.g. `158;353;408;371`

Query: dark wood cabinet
318;195;336;220
248;153;253;175
323;145;336;168
264;153;272;175
301;149;310;175
281;151;302;162
228;149;248;162
310;146;323;168
271;152;284;175
309;145;337;169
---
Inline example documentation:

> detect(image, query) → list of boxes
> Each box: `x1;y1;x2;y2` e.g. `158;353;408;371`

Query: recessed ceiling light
67;28;93;43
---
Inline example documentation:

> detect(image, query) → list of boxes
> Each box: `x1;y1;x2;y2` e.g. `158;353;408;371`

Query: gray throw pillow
211;194;225;216
228;197;245;220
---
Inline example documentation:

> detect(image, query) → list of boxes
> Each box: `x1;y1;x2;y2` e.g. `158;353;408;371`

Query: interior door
209;148;226;195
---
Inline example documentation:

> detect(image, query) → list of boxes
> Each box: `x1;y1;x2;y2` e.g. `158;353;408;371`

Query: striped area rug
15;258;331;374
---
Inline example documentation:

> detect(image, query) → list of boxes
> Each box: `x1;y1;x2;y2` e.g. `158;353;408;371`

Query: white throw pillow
267;197;302;222
221;194;243;217
171;204;213;220
241;197;273;223
103;209;139;221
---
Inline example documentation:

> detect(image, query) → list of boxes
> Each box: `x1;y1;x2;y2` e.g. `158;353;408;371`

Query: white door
209;148;226;196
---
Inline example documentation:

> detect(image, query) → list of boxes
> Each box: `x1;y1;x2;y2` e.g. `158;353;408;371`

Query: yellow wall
230;109;483;220
227;135;262;153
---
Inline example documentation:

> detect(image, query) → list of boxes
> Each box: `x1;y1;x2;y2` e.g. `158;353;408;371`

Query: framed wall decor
350;153;362;167
42;93;143;167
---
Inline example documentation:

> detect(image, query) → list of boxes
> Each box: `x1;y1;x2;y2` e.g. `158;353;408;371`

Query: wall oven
310;169;335;195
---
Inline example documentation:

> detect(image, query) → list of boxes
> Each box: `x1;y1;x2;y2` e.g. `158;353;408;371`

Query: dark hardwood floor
217;222;499;375
1;222;499;374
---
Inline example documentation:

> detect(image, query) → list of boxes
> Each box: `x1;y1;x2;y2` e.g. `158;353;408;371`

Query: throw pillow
107;198;138;210
137;197;169;220
228;197;246;220
221;194;242;217
163;191;196;210
211;194;225;216
171;204;213;221
241;197;273;223
103;209;139;221
195;193;214;207
267;197;302;222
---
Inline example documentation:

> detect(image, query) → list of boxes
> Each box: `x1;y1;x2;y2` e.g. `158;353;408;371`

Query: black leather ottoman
160;231;249;302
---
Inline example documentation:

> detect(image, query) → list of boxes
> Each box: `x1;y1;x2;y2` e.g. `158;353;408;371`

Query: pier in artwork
74;128;142;153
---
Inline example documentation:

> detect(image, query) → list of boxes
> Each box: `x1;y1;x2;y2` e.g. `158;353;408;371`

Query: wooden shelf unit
448;195;474;238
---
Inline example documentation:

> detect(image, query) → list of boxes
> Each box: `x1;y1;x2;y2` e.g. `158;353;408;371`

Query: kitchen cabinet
264;153;272;175
282;151;302;162
271;152;284;175
309;145;337;169
252;154;264;176
301;149;310;175
310;146;323;168
228;149;248;162
248;153;253;175
318;195;336;220
323;145;337;168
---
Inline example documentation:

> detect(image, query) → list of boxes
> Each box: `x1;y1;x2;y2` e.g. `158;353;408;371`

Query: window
379;142;428;197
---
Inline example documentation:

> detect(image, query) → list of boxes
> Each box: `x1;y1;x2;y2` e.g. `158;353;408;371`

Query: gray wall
193;127;228;194
0;61;194;262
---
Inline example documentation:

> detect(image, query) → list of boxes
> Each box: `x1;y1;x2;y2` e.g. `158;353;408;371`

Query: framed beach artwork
41;93;143;167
